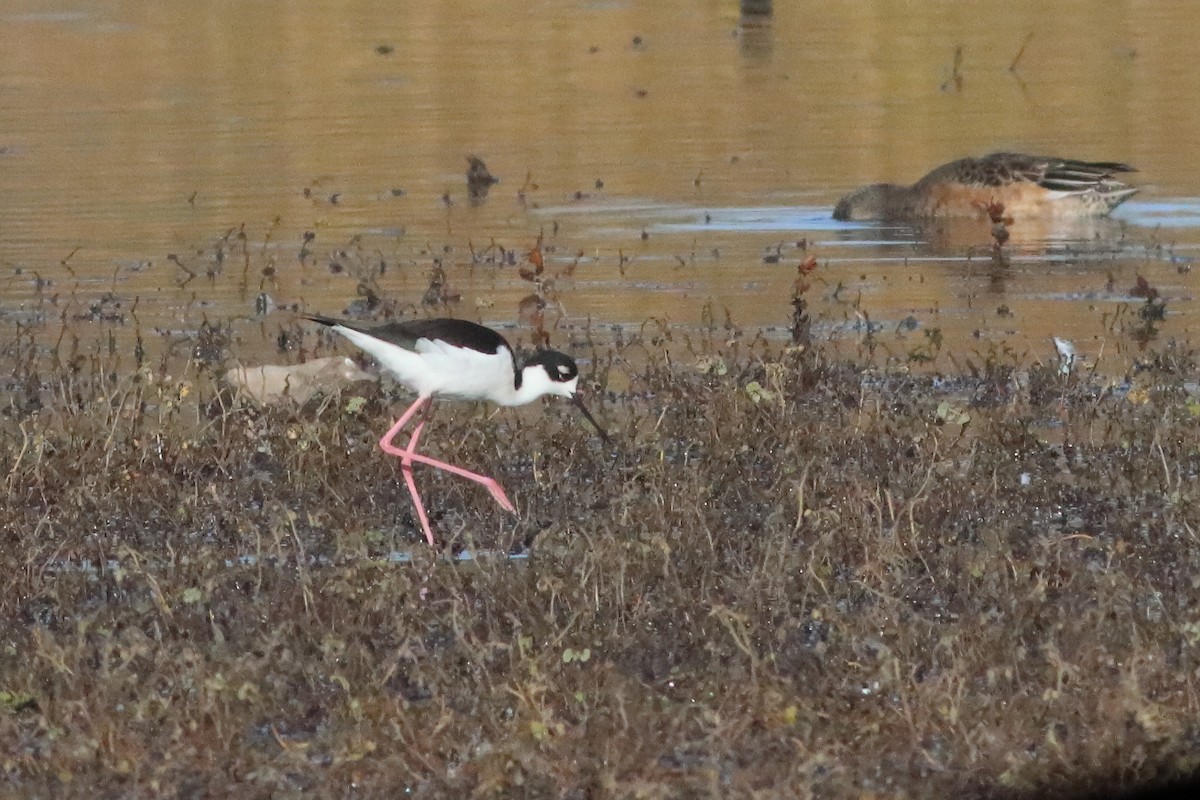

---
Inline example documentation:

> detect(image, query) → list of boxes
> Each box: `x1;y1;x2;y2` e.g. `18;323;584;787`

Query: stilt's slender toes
484;480;517;513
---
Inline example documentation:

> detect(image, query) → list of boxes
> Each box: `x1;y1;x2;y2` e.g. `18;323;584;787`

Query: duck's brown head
833;183;912;221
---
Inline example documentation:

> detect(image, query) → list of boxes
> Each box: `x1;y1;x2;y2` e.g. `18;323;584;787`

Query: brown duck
833;152;1138;221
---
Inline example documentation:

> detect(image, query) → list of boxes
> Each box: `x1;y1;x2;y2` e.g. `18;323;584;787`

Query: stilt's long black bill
572;394;609;444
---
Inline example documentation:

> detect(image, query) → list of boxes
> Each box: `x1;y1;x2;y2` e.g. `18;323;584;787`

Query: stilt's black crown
524;350;578;383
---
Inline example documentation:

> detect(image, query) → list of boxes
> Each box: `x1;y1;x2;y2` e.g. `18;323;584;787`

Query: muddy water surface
2;1;1199;372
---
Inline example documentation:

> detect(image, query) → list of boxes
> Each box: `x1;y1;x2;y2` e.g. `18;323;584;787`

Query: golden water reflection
1;1;1198;372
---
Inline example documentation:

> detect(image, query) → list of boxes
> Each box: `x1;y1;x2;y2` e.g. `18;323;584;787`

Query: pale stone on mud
224;356;375;405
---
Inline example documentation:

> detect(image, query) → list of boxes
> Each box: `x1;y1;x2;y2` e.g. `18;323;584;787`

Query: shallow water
2;0;1199;372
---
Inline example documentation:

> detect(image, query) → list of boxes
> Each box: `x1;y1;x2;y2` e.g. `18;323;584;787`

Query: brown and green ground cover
3;318;1200;798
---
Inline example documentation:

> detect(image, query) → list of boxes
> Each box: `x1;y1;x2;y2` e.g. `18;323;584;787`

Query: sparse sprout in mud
1054;337;1078;375
1009;32;1035;73
561;647;591;664
941;44;965;92
466;155;499;202
0;691;37;714
743;380;776;404
981;200;1013;250
1140;301;1167;322
299;230;316;264
790;254;817;346
74;292;127;323
513;237;569;344
518;294;548;338
518;240;546;284
935;400;971;428
903;326;944;365
421;265;461;306
694;354;727;376
516;171;539;207
740;0;774;16
1131;274;1160;301
1126;275;1167;342
167;252;196;286
468;238;515;266
355;281;383;313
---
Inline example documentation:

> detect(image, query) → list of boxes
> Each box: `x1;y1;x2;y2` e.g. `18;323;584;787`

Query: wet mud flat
3;330;1200;799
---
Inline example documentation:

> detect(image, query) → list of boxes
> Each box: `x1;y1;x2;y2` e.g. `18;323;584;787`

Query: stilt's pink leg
377;397;517;519
395;419;433;546
378;396;431;453
378;398;438;544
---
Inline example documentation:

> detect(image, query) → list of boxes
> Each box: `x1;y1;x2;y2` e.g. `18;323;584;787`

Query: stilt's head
522;350;580;398
521;350;608;443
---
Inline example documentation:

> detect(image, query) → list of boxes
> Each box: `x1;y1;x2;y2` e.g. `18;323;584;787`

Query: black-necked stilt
304;315;607;546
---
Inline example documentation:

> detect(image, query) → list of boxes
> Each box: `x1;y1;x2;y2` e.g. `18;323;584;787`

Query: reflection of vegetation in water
3;307;1200;797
